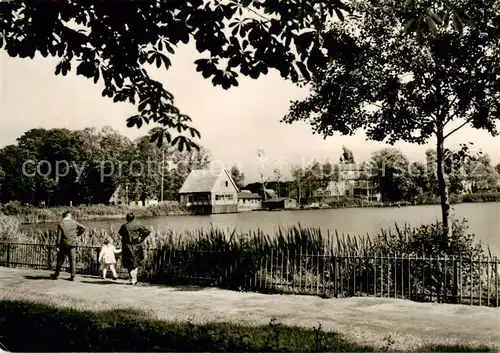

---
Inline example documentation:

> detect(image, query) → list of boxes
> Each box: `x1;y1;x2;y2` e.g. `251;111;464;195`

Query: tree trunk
436;131;452;243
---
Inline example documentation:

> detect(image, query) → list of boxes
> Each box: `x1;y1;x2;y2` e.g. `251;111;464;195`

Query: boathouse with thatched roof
179;168;240;214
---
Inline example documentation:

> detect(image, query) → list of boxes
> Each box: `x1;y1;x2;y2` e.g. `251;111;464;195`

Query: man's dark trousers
54;245;76;278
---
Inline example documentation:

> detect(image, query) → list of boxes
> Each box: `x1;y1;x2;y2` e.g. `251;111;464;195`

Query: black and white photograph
0;0;499;351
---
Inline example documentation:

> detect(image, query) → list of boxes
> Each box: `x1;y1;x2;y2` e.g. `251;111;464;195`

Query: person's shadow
79;279;127;285
23;275;51;280
23;275;76;281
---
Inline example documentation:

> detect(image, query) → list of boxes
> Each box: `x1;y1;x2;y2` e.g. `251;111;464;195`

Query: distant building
338;163;364;181
313;164;381;201
263;188;276;200
314;181;345;198
109;185;125;205
262;197;297;210
179;168;240;214
238;190;262;211
129;199;159;208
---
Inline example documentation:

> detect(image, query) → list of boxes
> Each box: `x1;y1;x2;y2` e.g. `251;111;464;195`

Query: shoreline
14;197;500;225
19;211;191;225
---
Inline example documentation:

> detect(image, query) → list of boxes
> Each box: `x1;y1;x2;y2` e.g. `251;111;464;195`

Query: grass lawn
0;267;499;352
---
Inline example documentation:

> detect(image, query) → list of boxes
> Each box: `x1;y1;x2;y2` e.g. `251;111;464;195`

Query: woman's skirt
122;244;144;271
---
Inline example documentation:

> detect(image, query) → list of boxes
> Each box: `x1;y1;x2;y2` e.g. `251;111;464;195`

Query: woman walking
118;212;151;285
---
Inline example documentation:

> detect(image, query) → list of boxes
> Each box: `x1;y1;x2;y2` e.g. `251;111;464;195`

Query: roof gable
211;169;240;193
224;169;240;192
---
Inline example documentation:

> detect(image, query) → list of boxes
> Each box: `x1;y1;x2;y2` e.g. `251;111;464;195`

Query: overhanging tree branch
444;118;473;139
443;95;459;126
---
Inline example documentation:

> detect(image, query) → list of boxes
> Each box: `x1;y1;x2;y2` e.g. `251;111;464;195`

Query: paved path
1;267;499;351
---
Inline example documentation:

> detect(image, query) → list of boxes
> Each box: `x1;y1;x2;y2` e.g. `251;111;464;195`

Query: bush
0;214;28;243
0;201;30;216
370;218;484;258
366;219;488;303
460;192;500;203
0;201;187;224
9;217;493;305
325;197;385;208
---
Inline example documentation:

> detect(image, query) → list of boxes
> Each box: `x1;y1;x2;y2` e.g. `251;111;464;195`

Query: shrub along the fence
1;218;497;306
2;243;497;306
2;245;497;306
0;200;187;224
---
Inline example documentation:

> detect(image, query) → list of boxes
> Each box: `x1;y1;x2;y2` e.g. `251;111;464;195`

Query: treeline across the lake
244;146;500;205
2;191;500;224
0;128;499;210
0;126;211;206
313;192;500;209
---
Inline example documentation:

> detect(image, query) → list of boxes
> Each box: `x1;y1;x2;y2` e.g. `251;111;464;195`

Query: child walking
98;238;121;280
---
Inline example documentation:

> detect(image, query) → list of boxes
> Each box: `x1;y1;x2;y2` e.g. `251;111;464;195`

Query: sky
1;43;499;183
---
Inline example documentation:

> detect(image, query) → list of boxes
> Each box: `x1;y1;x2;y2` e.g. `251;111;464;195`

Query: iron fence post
453;256;458;304
47;245;53;271
6;243;11;267
0;241;498;308
95;247;100;276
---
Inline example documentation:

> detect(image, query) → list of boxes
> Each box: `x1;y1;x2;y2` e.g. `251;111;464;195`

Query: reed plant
0;214;29;243
0;200;186;224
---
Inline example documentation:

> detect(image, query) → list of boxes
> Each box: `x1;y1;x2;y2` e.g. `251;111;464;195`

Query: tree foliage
464;153;500;192
284;0;500;236
339;145;355;164
0;0;361;150
0;126;211;206
290;159;337;202
230;165;245;190
285;0;500;143
365;148;412;202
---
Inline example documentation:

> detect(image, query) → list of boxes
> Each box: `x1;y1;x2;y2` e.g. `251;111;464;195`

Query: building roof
262;197;295;203
238;191;261;199
179;169;239;193
264;189;276;198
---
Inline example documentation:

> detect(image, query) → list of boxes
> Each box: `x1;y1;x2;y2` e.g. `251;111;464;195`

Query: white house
179;168;240;214
313;164;381;201
108;185;124;205
128;199;159;208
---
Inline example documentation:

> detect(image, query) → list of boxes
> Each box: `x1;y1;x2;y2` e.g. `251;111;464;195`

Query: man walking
119;212;151;285
50;211;86;281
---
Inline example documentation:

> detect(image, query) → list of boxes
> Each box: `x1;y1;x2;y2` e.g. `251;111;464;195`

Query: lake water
25;202;500;256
